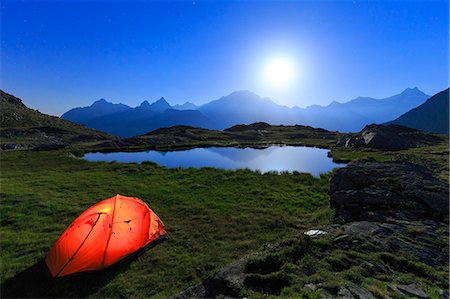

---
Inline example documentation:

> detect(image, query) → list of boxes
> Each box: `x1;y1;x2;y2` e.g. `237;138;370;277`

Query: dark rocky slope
386;88;449;134
0;90;113;150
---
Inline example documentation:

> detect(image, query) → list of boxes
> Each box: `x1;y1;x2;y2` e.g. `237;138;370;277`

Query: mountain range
61;87;433;137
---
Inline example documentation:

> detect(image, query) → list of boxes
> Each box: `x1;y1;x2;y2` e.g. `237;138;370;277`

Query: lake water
84;146;345;176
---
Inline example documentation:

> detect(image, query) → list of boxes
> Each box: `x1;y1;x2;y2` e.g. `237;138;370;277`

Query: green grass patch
0;150;332;297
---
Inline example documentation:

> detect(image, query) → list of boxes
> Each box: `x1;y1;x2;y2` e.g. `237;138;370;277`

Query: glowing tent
45;194;167;277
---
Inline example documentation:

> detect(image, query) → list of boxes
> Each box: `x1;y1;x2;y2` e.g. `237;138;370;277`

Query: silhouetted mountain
61;87;430;136
173;102;198;110
84;108;212;137
138;100;152;109
284;88;428;132
193;88;429;131
199;90;293;129
61;99;131;124
328;87;428;122
146;97;172;112
386;88;449;134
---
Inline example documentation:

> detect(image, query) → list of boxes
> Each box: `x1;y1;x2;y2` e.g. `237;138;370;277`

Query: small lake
84;146;345;176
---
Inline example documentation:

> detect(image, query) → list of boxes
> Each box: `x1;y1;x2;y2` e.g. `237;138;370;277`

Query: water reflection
84;146;345;176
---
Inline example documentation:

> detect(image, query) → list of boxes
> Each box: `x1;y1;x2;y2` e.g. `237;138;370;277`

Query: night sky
1;0;448;116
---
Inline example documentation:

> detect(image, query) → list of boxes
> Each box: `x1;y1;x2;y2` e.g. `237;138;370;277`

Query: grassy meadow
0;150;332;297
1;138;448;298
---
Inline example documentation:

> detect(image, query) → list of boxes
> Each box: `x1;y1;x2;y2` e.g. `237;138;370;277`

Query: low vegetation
1;137;448;297
1;150;331;297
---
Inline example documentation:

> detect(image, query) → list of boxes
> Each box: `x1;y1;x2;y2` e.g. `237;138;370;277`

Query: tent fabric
45;194;167;277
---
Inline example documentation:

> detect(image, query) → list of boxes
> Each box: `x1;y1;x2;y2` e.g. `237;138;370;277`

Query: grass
1;140;448;298
0;150;332;297
240;234;448;299
330;140;449;180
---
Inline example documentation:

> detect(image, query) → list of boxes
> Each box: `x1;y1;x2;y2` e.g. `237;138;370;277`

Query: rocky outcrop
224;122;272;132
337;124;443;150
175;260;246;299
329;160;449;222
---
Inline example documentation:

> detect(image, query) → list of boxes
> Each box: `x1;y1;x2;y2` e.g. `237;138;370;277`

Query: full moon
263;57;296;88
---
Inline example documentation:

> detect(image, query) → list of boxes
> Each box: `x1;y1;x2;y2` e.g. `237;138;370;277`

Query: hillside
0;90;113;150
386;88;449;134
90;122;343;152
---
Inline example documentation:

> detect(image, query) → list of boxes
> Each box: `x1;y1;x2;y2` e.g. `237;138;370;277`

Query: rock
174;260;246;299
0;143;25;150
304;283;317;292
304;229;328;236
439;289;449;299
320;289;337;299
31;143;68;151
338;287;356;298
337;124;443;150
338;219;448;267
346;282;376;299
329;161;449;222
389;283;429;298
333;234;349;242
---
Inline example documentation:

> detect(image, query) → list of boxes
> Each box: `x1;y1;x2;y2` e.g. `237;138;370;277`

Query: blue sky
1;0;448;116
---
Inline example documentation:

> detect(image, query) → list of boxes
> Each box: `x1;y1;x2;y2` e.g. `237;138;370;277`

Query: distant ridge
62;97;212;137
145;97;172;112
386;88;449;134
61;87;430;136
173;102;198;110
61;99;131;124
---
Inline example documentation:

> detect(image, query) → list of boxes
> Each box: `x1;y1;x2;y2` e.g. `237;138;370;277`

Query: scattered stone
397;283;429;298
304;283;317;292
338;287;356;299
304;229;328;236
174;260;246;299
320;289;337;299
389;283;429;298
439;289;449;299
333;234;349;242
346;282;376;299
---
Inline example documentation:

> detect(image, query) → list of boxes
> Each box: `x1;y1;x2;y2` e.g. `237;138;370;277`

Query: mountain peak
155;97;168;104
173;101;198;110
91;98;109;106
138;100;151;109
228;90;260;98
145;97;171;112
401;87;425;95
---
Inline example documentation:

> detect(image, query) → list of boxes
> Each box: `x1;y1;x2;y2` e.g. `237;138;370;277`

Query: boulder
174;260;246;299
329;161;449;221
337;124;443;150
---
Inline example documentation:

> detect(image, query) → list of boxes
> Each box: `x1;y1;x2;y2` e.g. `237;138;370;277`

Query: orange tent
45;194;167;277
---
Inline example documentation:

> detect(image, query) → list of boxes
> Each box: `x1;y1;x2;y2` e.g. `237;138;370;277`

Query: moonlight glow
263;57;296;89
